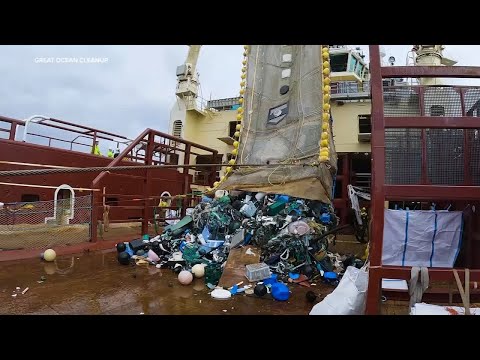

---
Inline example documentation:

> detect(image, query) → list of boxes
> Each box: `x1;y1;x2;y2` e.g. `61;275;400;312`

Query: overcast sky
1;45;480;150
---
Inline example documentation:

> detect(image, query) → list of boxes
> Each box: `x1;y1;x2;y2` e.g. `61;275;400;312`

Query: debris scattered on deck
113;191;364;308
21;287;29;295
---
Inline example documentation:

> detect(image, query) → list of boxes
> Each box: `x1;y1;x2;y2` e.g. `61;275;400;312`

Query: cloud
0;45;243;152
2;44;480;153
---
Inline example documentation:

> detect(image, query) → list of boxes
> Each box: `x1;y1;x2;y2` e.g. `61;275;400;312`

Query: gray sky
1;45;480;151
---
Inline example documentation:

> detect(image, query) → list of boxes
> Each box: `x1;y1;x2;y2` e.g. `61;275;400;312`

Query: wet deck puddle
0;250;325;315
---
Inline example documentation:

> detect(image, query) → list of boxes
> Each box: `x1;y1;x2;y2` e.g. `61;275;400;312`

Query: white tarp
411;302;480;315
382;209;463;268
309;266;368;315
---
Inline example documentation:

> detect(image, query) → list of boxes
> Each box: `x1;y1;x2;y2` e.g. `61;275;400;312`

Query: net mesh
0;195;92;251
384;85;480;185
221;45;337;203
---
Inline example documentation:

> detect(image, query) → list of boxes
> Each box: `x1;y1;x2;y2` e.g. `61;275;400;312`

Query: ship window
358;115;371;134
330;54;349;72
229;121;237;138
430;105;445;116
105;197;118;206
21;194;39;202
356;62;364;77
173;120;183;138
348;56;358;72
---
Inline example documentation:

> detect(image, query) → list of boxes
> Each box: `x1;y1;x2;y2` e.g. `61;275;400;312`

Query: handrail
91;128;151;189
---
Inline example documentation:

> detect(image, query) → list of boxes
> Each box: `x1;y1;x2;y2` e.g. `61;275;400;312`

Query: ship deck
0;238;474;315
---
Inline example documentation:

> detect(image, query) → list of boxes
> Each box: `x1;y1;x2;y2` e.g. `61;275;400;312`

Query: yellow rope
240;44;259;165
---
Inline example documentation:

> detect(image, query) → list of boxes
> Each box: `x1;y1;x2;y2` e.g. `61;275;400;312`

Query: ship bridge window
356;62;364;77
348;56;358;73
430;105;445;116
21;194;39;203
330;53;349;72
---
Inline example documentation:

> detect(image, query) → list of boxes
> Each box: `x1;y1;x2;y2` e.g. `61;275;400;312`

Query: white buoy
192;264;206;278
178;271;193;285
43;249;56;262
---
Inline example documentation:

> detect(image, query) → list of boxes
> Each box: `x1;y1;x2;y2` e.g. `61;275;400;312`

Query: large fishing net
220;45;337;204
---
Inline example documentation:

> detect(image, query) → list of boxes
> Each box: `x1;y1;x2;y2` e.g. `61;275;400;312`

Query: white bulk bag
309;265;369;315
382;209;463;268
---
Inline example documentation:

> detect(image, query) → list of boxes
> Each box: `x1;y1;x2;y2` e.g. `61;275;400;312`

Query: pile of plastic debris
115;190;365;294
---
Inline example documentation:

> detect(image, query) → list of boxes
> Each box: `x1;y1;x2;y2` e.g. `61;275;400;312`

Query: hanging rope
0;162;315;178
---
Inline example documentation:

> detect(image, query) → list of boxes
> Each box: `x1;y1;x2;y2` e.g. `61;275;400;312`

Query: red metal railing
90;128;218;241
366;45;480;315
0;115;134;156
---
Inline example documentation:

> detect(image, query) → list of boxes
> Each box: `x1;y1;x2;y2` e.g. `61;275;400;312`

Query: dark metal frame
366;45;480;314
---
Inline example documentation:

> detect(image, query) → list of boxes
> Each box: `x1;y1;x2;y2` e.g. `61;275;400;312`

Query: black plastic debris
115;190;364;292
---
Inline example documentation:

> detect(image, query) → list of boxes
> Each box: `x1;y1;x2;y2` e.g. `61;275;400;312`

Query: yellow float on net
232;148;238;156
323;77;331;85
233;141;239;148
323;103;330;111
236;114;243;121
234;131;240;138
322;122;329;131
321;132;329;140
236;124;242;131
229;158;236;165
321;139;329;147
